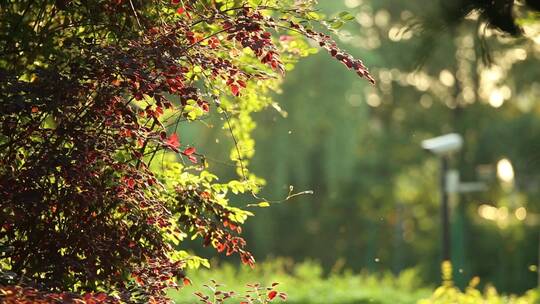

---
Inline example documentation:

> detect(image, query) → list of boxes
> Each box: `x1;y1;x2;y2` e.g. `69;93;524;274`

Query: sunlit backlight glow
344;0;362;8
374;10;390;27
439;70;455;87
489;90;504;108
478;204;498;221
366;93;381;107
515;207;527;221
497;158;514;183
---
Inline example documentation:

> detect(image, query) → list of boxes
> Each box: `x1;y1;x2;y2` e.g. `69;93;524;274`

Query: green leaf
257;202;270;207
330;20;345;30
338;11;355;21
306;12;322;20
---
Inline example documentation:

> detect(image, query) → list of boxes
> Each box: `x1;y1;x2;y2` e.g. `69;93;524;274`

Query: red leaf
120;129;132;138
201;102;209;112
167;133;180;150
183;278;191;286
268;291;277;300
241;254;255;267
200;191;211;199
176;7;185;14
216;243;226;253
126;178;135;189
171;0;180;3
208;37;220;48
183;146;195;155
111;78;122;86
155;106;163;117
230;84;240;96
188;155;197;163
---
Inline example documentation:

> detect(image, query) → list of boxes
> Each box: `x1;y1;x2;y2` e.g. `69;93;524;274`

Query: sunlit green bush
419;278;539;304
419;261;539;304
169;259;431;304
169;259;539;304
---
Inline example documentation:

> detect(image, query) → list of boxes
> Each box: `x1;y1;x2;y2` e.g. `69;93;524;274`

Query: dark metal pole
441;156;451;262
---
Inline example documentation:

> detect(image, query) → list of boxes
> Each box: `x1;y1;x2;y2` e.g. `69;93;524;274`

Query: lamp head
421;133;463;156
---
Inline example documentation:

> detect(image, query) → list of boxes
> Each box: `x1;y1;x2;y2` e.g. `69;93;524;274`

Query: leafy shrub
192;280;287;304
0;0;372;302
0;285;114;303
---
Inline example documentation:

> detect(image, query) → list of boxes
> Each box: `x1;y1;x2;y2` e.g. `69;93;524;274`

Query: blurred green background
177;0;540;300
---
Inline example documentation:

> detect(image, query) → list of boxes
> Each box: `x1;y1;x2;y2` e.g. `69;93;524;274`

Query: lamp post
422;133;463;263
440;156;451;261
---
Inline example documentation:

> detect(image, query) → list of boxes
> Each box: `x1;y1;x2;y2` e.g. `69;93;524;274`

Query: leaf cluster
0;0;372;303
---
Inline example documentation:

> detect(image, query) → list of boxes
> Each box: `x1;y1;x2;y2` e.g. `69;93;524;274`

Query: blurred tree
0;0;374;302
232;0;539;293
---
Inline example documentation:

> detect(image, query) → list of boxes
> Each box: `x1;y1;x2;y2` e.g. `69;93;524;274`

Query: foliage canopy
0;0;373;302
